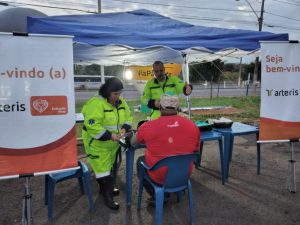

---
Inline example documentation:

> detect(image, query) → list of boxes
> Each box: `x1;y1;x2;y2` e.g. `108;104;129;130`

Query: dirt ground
1;135;300;225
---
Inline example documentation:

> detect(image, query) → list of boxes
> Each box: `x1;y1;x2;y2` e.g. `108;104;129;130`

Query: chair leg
83;171;95;212
137;172;144;210
78;177;84;194
155;190;164;225
199;141;204;166
187;181;195;225
47;180;56;220
45;175;49;205
176;192;180;203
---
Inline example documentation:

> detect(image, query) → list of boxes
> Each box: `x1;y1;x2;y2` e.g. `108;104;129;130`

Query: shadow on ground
1;135;300;225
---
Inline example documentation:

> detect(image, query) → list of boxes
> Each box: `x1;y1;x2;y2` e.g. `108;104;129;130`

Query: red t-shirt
136;115;200;184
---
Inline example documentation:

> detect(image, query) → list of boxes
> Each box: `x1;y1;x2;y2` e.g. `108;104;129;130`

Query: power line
2;0;299;32
109;0;256;13
264;23;300;31
2;1;97;13
272;0;300;5
107;0;300;23
265;11;300;22
177;14;300;32
47;0;96;8
173;15;258;25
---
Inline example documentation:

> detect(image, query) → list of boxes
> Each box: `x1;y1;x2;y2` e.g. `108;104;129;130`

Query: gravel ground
1;135;300;225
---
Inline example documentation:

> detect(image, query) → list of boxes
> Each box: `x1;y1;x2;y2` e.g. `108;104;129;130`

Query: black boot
97;181;119;196
97;177;120;210
98;187;120;196
112;187;120;196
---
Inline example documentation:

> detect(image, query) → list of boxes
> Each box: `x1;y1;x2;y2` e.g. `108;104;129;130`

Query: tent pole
183;55;191;119
238;57;243;87
22;176;32;225
288;140;297;193
100;65;105;84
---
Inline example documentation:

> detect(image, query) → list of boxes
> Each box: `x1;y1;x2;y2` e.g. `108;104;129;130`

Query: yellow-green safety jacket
141;76;186;119
81;96;132;177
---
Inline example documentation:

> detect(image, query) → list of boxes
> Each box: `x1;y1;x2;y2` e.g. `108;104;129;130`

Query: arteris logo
265;88;299;97
30;96;68;116
266;89;273;96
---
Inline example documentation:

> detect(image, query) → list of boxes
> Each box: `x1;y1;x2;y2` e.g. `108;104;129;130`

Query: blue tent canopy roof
27;9;288;66
27;9;288;52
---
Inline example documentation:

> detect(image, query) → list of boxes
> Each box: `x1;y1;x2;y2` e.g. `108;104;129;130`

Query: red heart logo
33;99;49;113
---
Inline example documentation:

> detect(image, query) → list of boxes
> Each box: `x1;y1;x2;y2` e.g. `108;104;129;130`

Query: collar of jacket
154;75;169;84
98;95;123;108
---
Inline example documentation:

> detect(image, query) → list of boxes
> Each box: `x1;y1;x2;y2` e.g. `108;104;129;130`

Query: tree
242;62;261;82
189;59;224;83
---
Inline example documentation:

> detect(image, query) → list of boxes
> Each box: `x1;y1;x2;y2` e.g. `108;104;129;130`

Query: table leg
218;138;225;185
196;141;204;168
126;146;134;207
256;132;261;175
229;135;234;162
223;132;232;181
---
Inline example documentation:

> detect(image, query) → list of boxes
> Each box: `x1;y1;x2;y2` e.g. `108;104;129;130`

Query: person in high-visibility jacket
141;61;193;120
82;77;132;210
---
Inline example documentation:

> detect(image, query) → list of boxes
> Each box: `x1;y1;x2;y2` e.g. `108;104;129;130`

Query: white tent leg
288;141;297;193
100;65;105;84
183;55;191;119
22;177;32;225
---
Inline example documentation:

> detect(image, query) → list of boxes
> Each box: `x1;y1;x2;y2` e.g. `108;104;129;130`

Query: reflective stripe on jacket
82;95;132;142
81;95;132;175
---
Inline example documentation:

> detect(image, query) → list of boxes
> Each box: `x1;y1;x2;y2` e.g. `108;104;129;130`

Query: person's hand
120;128;126;136
154;100;160;108
184;84;192;95
111;133;121;141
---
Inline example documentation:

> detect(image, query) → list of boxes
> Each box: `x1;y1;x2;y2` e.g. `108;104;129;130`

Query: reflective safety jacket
81;96;132;176
141;76;185;119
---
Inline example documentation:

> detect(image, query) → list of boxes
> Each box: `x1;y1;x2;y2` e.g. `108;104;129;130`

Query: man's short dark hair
153;60;164;67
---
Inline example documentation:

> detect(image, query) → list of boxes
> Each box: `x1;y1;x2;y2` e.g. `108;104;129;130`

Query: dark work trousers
136;155;160;197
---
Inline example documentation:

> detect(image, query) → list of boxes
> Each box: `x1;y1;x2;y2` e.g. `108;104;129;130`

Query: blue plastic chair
44;160;95;219
137;153;199;225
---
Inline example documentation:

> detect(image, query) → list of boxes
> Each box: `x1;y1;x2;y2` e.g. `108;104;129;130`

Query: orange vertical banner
259;42;300;141
0;33;77;177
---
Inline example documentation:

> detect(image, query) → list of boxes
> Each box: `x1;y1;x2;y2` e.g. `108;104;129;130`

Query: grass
75;96;260;138
187;96;260;125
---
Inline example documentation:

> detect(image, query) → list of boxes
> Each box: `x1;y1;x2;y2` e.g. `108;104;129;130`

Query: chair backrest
150;153;199;189
49;161;83;181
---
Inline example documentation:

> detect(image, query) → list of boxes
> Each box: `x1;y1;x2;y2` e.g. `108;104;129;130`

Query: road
75;85;261;102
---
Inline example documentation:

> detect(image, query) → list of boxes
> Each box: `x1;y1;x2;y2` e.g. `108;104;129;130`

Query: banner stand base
21;176;33;225
288;139;298;193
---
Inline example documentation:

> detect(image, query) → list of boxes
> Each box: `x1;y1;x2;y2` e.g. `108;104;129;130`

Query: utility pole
253;0;265;95
236;0;265;95
258;0;265;32
97;0;101;13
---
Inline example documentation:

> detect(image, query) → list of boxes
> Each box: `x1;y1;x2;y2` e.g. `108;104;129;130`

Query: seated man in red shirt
131;94;200;205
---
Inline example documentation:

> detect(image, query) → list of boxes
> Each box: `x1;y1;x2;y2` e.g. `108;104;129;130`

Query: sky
1;0;299;41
